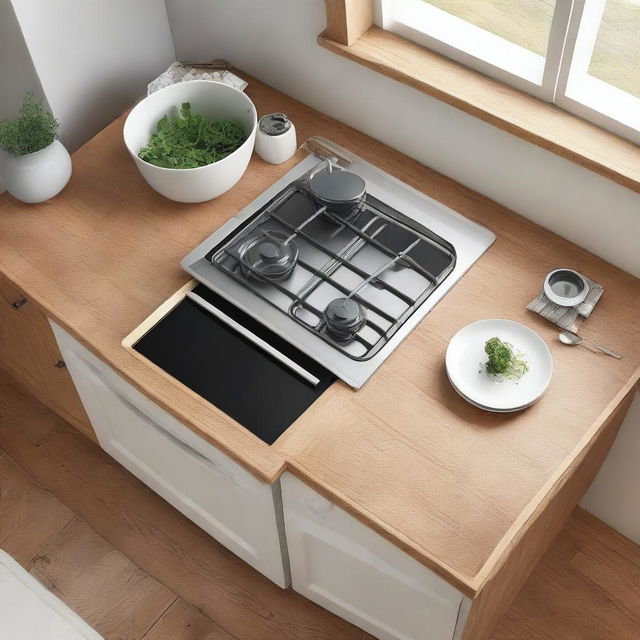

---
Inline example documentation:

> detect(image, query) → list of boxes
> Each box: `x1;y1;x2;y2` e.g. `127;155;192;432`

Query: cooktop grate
206;175;456;362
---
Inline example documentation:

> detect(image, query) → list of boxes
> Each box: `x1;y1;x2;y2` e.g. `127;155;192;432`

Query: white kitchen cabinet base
51;321;289;588
281;473;469;640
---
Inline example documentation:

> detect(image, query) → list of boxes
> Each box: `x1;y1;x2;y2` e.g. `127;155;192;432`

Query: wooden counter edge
460;373;640;639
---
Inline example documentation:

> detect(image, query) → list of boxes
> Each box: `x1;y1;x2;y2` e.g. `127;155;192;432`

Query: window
556;0;640;140
375;0;640;143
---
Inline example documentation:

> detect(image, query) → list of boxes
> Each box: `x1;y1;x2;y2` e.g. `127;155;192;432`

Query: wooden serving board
526;274;604;332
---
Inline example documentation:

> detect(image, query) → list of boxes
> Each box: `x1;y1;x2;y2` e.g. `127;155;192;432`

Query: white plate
446;319;553;412
447;373;537;413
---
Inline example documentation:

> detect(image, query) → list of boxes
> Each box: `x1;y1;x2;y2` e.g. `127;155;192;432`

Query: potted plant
0;95;71;203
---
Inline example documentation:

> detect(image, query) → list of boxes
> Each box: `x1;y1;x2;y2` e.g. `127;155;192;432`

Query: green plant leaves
0;95;59;156
138;102;246;169
484;336;529;380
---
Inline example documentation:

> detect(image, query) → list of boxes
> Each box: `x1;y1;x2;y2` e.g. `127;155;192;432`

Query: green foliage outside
138;102;246;169
0;95;59;156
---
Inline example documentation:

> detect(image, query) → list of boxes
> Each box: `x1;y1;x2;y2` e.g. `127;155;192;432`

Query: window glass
587;0;640;98
423;0;555;55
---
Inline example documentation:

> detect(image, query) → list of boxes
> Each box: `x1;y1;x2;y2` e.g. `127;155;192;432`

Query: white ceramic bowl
445;319;553;412
123;81;257;203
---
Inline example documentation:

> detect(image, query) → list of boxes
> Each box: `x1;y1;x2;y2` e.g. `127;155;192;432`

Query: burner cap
239;231;298;282
258;242;280;260
324;297;367;341
309;166;366;213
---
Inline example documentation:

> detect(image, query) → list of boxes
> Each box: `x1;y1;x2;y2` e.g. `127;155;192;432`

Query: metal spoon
558;330;622;359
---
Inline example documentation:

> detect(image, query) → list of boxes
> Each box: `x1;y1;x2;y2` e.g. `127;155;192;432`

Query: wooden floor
1;381;640;639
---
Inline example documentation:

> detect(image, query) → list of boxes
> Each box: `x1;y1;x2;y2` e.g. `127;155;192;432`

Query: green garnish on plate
138;102;246;169
484;337;529;381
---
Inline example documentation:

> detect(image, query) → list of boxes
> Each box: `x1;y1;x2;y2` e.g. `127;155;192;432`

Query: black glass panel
133;285;335;445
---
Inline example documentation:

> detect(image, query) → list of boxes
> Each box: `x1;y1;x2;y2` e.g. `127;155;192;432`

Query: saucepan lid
309;164;366;205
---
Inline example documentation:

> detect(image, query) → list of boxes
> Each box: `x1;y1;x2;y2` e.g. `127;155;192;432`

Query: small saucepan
308;160;366;218
543;268;588;307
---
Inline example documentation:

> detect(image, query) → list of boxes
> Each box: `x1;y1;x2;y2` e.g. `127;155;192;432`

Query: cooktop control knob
255;113;297;165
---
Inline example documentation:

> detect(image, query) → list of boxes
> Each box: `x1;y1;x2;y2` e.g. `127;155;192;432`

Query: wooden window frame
320;0;640;194
324;0;375;45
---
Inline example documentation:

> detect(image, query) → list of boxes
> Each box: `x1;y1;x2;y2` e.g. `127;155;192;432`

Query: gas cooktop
182;138;495;388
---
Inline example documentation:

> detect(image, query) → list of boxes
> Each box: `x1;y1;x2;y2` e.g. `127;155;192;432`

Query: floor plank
0;452;74;567
0;367;12;386
143;598;236;640
488;508;640;640
29;516;176;640
568;507;640;575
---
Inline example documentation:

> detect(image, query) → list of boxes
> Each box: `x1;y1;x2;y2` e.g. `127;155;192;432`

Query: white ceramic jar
255;113;297;164
1;140;72;203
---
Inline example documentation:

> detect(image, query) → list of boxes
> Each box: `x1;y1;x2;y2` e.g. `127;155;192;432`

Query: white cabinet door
281;473;467;640
51;321;288;588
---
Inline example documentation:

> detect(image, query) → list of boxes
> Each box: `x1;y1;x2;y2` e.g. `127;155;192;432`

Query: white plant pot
1;140;72;204
123;80;257;203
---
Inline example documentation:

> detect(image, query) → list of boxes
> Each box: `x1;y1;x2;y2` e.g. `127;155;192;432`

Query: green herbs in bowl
138;102;246;169
484;337;529;381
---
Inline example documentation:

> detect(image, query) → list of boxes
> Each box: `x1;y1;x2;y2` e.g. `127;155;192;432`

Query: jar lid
259;113;292;136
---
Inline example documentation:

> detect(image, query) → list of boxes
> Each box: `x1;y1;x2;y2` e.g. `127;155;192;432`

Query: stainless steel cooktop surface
182;138;495;388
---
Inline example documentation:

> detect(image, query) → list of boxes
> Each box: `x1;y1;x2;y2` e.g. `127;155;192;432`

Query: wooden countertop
1;74;638;598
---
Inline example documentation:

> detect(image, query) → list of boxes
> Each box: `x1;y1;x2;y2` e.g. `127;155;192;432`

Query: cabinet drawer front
51;322;287;587
282;473;464;640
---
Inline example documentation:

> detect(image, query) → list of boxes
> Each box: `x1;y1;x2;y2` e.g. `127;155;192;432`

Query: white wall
10;0;176;151
0;2;44;119
164;0;640;540
0;0;46;192
582;396;640;545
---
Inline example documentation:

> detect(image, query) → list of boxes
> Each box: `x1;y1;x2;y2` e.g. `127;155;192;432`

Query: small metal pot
239;231;298;282
308;162;366;218
543;268;588;307
324;297;367;341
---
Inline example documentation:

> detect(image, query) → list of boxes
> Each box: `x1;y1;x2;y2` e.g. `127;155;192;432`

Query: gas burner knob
324;297;367;341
